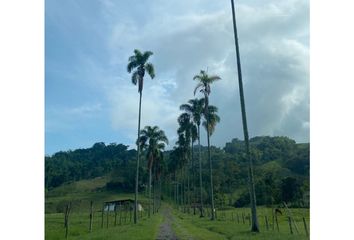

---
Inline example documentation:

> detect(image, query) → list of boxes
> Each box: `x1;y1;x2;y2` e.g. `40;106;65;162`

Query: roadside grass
171;206;309;240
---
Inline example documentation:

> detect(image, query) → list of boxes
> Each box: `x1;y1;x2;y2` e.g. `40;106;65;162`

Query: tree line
45;136;309;208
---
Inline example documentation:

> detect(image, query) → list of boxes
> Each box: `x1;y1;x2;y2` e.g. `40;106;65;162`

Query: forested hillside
45;143;137;190
45;136;309;207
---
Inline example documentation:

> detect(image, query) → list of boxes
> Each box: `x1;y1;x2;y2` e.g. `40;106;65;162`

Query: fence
47;199;153;239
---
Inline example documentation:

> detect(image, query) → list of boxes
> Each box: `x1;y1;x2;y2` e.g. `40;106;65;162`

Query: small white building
103;199;144;212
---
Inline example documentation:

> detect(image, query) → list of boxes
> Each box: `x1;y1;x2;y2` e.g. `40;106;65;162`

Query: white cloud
97;0;309;146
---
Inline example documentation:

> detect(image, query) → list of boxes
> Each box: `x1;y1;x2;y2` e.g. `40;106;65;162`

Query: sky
45;0;309;155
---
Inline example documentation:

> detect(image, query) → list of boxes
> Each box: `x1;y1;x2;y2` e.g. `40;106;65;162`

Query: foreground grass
171;206;309;240
45;209;163;240
45;177;162;239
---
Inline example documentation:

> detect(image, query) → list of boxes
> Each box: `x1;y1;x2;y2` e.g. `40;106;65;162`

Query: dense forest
45;136;309;208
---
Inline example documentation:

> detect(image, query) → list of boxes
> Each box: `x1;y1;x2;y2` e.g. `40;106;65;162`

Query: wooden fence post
272;214;275;231
288;217;293;234
242;212;245;224
303;217;309;237
130;206;132;222
101;204;104;228
106;207;109;228
89;201;93;232
283;202;299;234
64;202;71;239
265;215;269;230
119;204;122;225
237;213;239;223
114;205;117;226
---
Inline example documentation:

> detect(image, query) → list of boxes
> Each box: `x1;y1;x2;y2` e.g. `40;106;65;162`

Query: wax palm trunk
197;125;204;217
231;0;259;232
134;91;142;224
148;166;152;217
205;97;215;220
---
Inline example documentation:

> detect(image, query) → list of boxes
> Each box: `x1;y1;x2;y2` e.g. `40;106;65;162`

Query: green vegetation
45;206;163;240
171;207;309;240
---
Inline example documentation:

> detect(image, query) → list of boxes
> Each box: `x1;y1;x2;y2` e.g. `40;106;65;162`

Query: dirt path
156;206;179;240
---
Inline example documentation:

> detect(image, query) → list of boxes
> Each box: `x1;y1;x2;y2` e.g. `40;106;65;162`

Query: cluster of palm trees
170;70;221;221
127;0;260;231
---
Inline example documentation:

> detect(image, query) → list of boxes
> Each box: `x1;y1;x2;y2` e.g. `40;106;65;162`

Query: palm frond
179;103;192;113
145;62;155;79
142;51;153;63
133;49;143;60
207;105;218;113
131;70;139;85
208;75;221;82
193;82;204;96
127;61;139;73
128;55;137;63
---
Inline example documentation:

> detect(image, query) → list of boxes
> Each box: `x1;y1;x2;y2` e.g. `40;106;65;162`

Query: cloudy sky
45;0;309;155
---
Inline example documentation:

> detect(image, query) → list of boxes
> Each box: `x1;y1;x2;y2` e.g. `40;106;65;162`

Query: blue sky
45;0;309;155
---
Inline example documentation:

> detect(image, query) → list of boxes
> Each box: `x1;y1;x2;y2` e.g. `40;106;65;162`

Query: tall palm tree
140;126;168;218
194;70;221;220
180;98;205;217
230;0;259;232
127;49;155;224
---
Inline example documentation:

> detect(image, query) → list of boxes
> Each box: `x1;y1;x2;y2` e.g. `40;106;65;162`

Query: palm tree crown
193;70;221;97
202;105;220;136
140;126;169;170
127;49;155;93
180;98;205;127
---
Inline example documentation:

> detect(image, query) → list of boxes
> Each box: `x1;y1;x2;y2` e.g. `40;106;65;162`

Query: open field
171;206;309;240
45;177;310;239
45;210;162;240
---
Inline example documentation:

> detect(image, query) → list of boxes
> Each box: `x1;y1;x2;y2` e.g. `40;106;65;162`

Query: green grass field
45;177;309;239
171;206;309;240
45;210;162;240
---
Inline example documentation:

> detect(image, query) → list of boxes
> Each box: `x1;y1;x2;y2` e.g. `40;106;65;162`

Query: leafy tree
193;69;221;220
127;49;155;223
281;177;303;204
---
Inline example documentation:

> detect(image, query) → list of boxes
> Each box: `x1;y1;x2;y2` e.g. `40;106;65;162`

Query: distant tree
127;49;155;224
194;69;221;220
281;177;303;204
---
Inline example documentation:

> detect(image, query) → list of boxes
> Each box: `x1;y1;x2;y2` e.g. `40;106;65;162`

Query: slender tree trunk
174;171;177;204
198;125;204;217
149;166;152;217
205;97;215;220
134;91;143;224
187;142;191;212
191;141;195;209
230;0;259;232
